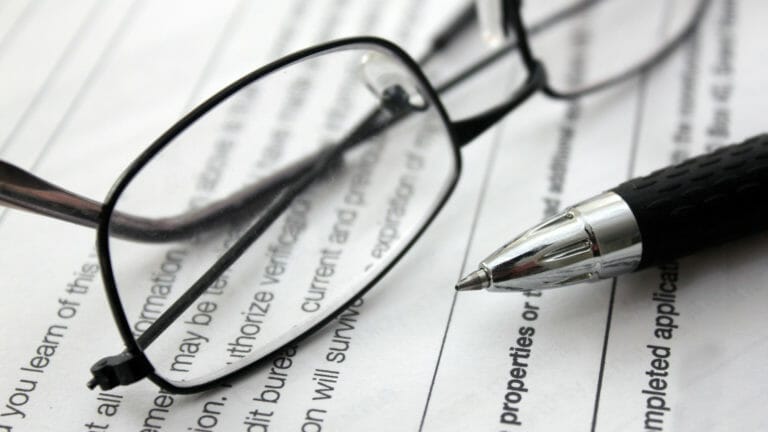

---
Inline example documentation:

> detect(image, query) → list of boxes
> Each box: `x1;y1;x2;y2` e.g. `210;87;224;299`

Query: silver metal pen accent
456;192;642;292
457;135;768;293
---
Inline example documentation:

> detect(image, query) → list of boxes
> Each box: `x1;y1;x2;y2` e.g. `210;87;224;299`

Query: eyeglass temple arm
432;0;602;96
450;0;544;145
436;0;609;144
451;61;543;144
0;151;327;241
419;3;476;64
0;161;102;228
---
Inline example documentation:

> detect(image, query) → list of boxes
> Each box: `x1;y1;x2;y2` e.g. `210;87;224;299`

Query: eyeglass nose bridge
359;52;429;112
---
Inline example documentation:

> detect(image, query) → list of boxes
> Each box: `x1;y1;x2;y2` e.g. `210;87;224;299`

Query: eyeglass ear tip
86;377;99;390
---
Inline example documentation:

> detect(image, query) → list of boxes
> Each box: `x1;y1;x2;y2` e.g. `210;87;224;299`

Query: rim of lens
95;36;463;393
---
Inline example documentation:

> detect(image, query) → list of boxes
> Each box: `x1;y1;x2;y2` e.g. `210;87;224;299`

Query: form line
590;72;648;432
0;1;38;61
417;120;507;431
0;1;105;157
0;1;144;229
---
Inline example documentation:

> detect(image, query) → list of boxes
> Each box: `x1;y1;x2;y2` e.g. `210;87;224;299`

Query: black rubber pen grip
612;134;768;268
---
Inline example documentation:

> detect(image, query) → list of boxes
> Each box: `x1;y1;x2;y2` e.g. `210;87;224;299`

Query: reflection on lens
529;0;704;93
105;43;457;388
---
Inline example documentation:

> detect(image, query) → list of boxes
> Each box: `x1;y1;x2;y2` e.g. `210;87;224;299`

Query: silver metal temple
0;147;330;242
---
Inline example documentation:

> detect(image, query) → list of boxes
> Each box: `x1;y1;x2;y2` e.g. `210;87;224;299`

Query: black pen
456;134;768;292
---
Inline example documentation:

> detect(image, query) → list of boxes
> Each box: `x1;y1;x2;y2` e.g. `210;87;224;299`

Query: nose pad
360;52;429;113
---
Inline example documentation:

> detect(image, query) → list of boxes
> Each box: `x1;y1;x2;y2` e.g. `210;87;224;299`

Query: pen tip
455;268;490;292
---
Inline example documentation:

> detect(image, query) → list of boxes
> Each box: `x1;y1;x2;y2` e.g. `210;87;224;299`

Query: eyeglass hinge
86;351;153;391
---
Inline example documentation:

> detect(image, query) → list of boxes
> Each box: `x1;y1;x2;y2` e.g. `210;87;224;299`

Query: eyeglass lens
527;0;704;94
105;44;458;387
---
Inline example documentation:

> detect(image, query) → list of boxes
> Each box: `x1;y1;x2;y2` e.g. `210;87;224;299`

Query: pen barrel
612;134;768;268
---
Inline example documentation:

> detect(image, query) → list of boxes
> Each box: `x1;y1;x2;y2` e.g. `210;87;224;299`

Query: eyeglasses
0;0;709;393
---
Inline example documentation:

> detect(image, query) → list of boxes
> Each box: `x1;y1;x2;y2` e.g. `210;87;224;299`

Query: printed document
1;1;766;431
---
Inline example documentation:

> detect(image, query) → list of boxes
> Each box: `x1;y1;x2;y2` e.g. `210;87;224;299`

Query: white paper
1;1;767;431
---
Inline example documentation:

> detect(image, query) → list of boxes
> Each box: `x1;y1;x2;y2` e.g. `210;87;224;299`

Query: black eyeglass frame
0;0;710;394
94;37;468;394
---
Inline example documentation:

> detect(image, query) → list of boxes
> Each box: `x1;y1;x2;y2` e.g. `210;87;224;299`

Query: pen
456;134;768;292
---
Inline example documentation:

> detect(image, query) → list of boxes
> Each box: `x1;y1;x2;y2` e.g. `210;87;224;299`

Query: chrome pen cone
455;268;490;291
